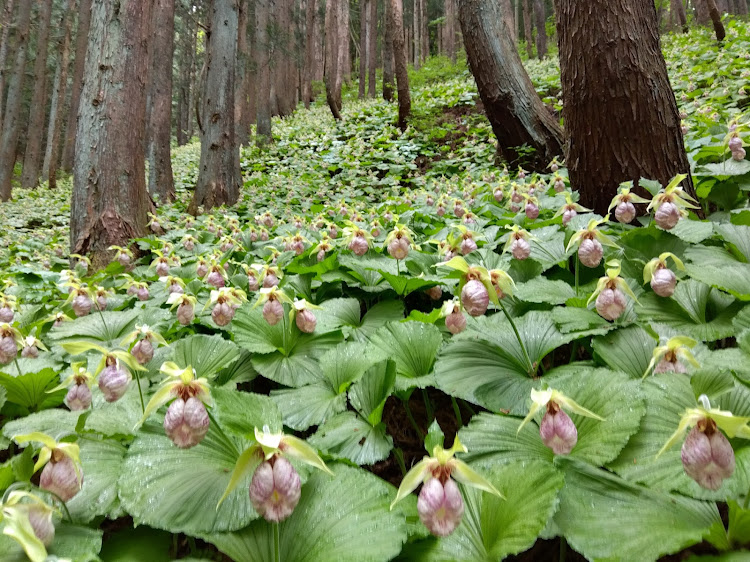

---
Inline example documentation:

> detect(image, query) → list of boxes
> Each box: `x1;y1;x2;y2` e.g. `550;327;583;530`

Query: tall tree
256;0;272;142
705;0;726;40
383;0;395;101
413;0;420;69
460;0;562;169
189;0;241;213
671;0;688;33
500;0;516;44
43;0;75;190
324;0;342;119
389;0;410;131
147;0;176;202
341;0;350;84
0;0;15;137
359;0;368;99
533;0;546;59
444;0;455;63
694;0;711;24
367;0;377;97
20;0;53;189
70;0;153;267
235;0;251;145
61;0;93;172
523;0;533;58
303;0;316;107
0;0;31;202
554;0;695;215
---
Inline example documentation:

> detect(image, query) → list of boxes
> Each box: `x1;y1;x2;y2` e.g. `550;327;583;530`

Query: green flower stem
575;253;580;297
402;398;424;438
132;369;145;415
560;537;567;562
451;396;463;429
274;522;281;562
498;300;534;376
96;306;109;335
206;407;239;457
394;448;407;476
14;358;21;376
421;389;434;423
744;486;750;510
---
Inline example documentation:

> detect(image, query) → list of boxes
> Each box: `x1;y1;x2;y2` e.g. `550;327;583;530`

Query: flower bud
525;202;539;220
728;136;742;152
578;238;603;268
493;189;503;202
387;237;410;260
117;252;131;267
328;225;338;238
72;294;92;317
554;179;565;193
445;308;467;334
562;209;576;226
260;230;269;242
426;196;435;206
40;454;82;501
168;282;183;295
156;262;170;278
184;239;195;251
681;421;735;490
263;273;279;288
654;201;681;230
461;279;489;317
206;270;225;289
426;286;442;300
295;309;317;333
453;205;465;218
460;238;477;256
65;383;92;411
650;266;676;297
177;302;195;325
436;205;445;217
595;287;627;321
349;235;369;256
135;286;149;301
247;274;260;291
316;249;327;262
249;456;301;523
212;302;235;326
0;335;17;364
539;402;578;455
732;147;746;161
131;339;154;365
263;299;284;326
164;397;210;449
96;295;107;311
615;201;636;224
197;263;209;278
0;306;14;323
98;364;131;402
27;504;55;546
510;238;531;260
653;356;688;374
21;345;39;359
417;478;464;537
511;190;523;203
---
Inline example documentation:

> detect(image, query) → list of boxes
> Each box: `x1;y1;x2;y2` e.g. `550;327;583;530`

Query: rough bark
523;0;533;58
500;0;515;44
256;0;271;142
235;0;250;145
368;0;377;97
554;0;695;215
341;0;350;83
189;0;240;214
412;0;420;69
303;0;316;107
735;0;748;14
0;0;31;202
460;0;562;170
70;0;153;268
0;0;15;137
324;0;342;119
671;0;688;32
61;0;93;172
389;0;410;131
444;0;455;63
147;0;176;203
43;0;75;190
533;0;546;59
20;0;53;189
694;0;711;24
383;0;395;101
705;0;726;40
359;0;367;98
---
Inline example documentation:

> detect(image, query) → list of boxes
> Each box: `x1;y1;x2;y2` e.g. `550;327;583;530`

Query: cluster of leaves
1;19;750;562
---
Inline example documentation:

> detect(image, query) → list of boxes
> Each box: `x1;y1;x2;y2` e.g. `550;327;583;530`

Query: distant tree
367;0;377;97
523;0;533;58
256;0;272;142
671;0;689;33
0;0;15;137
70;0;153;267
382;0;395;102
235;0;252;145
389;0;410;131
443;0;456;63
324;0;343;119
533;0;546;59
303;0;317;108
359;0;368;99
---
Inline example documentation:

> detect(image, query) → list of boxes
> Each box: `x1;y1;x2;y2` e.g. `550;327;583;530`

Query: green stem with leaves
14;358;21;376
498;300;534;375
451;396;463;428
132;369;145;415
575;253;580;297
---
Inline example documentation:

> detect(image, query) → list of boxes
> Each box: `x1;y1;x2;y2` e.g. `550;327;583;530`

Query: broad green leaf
213;387;282;438
83;386;145;437
715;223;750;261
0;384;6;412
66;437;126;523
369;322;442;390
529;226;568;270
514;277;575;305
2;409;80;442
319;340;381;393
49;308;170;348
665;218;714;244
0;368;65;411
170;334;241;380
377;270;437;296
0;523;102;562
555;458;723;562
728;500;750;547
592;325;656;379
272;384;346;431
231;306;287;354
551;305;613;336
204;464;408;562
349;359;397;425
309;412;393;465
353;300;406;341
684;246;750;301
399;461;563;561
313;298;362;334
97;526;173;562
699;158;750;177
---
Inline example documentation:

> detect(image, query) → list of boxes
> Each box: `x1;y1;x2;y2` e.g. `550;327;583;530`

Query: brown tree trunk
412;0;420;69
554;0;695;215
533;0;546;59
694;0;711;24
324;0;342;119
390;0;410;131
303;0;316;107
313;1;324;82
383;0;395;101
368;0;377;97
147;0;176;203
341;0;350;84
460;0;562;170
0;0;15;138
705;0;726;40
736;0;748;14
359;0;368;98
43;0;76;190
189;0;240;213
500;0;516;44
61;0;93;172
444;0;455;63
256;0;272;142
70;0;153;268
671;0;689;32
523;0;533;58
20;0;53;189
0;0;31;202
236;0;250;145
421;0;428;63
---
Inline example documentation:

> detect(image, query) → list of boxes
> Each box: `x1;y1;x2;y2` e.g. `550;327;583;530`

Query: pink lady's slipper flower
12;433;83;501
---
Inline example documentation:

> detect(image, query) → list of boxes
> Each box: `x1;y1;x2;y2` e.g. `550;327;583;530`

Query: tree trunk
61;0;93;172
0;0;15;138
20;0;53;189
0;0;31;202
43;0;75;190
705;0;726;40
554;0;695;215
368;0;377;97
341;0;350;84
413;0;420;69
303;0;316;107
324;0;342;119
236;0;250;145
359;0;367;98
421;0;428;63
736;0;748;15
671;0;689;32
444;0;456;63
70;0;153;268
460;0;562;170
189;0;240;214
500;0;516;44
523;0;533;58
694;0;711;24
256;0;272;142
389;0;410;131
533;0;546;59
147;0;176;203
383;0;395;101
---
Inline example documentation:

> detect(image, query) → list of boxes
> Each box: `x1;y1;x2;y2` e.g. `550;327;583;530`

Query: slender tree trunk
390;0;410;131
324;0;342;119
444;0;456;62
359;0;367;98
412;0;420;68
341;0;350;84
694;0;711;24
71;0;153;267
189;0;240;213
0;0;15;138
256;0;272;142
383;0;395;101
303;0;316;107
554;0;695;215
460;0;562;169
421;0;428;63
736;0;748;15
61;0;93;172
523;0;533;58
671;0;689;32
533;0;546;59
20;0;53;189
236;0;250;144
368;0;377;97
0;0;31;202
500;0;515;44
43;0;75;190
705;0;726;40
147;0;176;203
314;1;324;81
